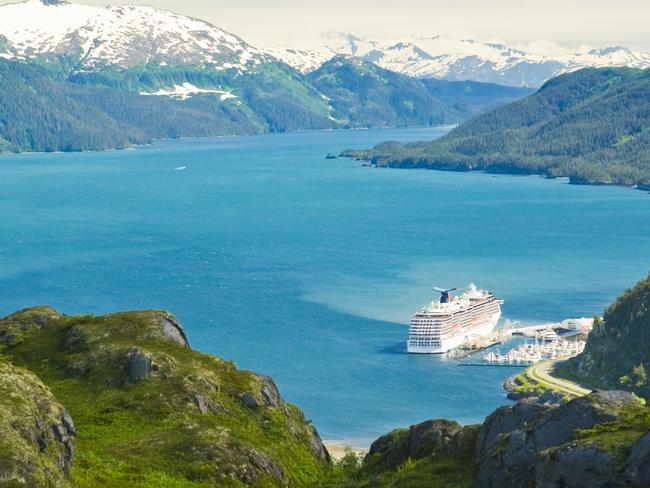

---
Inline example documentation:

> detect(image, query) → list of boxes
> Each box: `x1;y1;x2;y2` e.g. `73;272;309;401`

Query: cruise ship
407;284;503;354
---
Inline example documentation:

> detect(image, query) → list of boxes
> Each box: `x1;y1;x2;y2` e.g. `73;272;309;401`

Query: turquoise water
1;127;650;445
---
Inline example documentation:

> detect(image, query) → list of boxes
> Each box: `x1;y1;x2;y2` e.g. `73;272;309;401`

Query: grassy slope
0;308;328;487
344;67;650;187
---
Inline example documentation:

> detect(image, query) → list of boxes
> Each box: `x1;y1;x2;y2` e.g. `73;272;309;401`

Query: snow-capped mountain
271;33;650;87
261;47;334;74
0;0;268;71
2;0;649;87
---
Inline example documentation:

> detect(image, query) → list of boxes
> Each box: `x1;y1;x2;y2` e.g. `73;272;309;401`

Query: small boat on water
174;166;187;171
540;327;559;342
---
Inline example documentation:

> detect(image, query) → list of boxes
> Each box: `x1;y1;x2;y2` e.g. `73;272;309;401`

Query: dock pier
446;328;512;359
445;318;593;360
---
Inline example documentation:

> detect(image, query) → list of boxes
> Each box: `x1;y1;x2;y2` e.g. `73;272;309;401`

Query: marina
481;336;586;365
446;318;593;363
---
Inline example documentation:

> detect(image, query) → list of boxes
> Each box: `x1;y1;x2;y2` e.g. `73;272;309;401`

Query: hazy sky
5;0;650;52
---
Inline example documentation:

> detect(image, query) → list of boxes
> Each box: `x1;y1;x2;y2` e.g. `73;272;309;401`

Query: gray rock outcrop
366;419;466;471
126;349;152;383
473;390;647;488
625;431;650;486
535;444;617;488
259;375;282;408
155;314;190;348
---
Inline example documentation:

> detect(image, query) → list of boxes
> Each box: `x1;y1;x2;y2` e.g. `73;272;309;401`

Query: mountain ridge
267;33;650;88
0;0;270;72
2;1;649;89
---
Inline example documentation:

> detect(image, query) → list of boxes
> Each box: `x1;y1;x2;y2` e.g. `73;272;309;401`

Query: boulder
241;393;260;408
126;349;152;383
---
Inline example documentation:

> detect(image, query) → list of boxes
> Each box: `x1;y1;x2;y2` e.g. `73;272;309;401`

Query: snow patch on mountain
262;47;334;73
139;82;237;100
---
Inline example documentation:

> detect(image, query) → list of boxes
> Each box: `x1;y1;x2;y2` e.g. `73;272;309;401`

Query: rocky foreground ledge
360;391;650;488
0;307;329;487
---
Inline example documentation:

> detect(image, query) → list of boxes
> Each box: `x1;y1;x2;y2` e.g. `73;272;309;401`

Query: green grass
574;406;650;466
314;425;478;488
0;309;328;487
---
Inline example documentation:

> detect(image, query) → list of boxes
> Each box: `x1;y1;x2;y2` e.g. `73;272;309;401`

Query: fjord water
2;127;650;445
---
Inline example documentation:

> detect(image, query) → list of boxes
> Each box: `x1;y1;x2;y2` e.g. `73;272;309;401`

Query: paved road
528;358;592;397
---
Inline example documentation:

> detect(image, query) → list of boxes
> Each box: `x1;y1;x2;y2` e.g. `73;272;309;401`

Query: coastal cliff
0;307;328;486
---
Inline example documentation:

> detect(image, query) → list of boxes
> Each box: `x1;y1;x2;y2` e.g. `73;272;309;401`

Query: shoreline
342;157;650;194
0;125;453;158
323;441;369;461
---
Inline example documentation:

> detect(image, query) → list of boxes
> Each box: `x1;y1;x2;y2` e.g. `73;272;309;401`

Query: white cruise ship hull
408;311;501;354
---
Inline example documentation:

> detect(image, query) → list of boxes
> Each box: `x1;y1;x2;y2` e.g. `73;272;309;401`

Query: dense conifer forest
344;68;650;188
0;58;529;153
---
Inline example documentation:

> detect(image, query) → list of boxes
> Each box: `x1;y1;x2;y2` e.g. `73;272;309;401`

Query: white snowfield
261;47;335;74
0;0;267;70
139;83;237;101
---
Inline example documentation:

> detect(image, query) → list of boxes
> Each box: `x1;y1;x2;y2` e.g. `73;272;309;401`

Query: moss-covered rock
0;308;328;487
0;306;62;348
0;359;75;487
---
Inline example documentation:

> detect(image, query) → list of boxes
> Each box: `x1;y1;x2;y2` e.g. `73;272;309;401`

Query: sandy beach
323;441;369;461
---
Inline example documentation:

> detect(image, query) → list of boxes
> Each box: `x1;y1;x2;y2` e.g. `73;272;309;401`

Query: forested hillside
0;60;334;152
344;68;650;188
557;274;650;400
0;57;528;153
307;56;531;128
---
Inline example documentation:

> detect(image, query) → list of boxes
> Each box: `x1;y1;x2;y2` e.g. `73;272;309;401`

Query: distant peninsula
343;67;650;190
